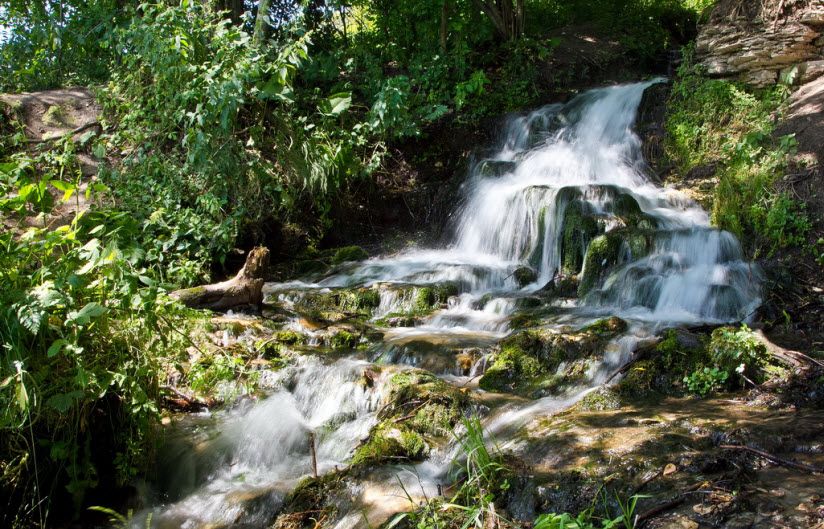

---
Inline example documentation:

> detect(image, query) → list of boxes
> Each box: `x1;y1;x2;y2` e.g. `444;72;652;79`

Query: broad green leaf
47;339;68;358
322;92;352;117
67;302;107;326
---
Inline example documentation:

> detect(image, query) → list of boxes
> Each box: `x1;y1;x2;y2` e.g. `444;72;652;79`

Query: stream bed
136;79;762;529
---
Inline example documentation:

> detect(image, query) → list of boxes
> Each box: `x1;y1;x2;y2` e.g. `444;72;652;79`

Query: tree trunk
215;0;245;24
170;247;270;311
440;0;449;53
472;0;524;41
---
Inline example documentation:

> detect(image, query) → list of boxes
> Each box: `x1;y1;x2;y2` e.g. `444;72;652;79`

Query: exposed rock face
696;0;824;86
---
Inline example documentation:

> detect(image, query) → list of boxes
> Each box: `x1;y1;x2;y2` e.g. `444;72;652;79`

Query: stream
137;79;761;529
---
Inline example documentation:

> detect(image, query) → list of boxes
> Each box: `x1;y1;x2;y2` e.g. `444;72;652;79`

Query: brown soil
0;87;102;230
765;76;824;354
521;396;824;528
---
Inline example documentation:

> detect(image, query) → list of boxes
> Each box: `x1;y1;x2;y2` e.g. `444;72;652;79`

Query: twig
161;385;208;411
635;481;705;525
753;330;824;368
720;444;824;474
26;121;102;144
309;432;318;478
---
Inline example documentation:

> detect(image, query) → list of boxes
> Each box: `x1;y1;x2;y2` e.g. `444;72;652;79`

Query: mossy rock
513;266;538;287
479;332;545;393
480;319;627;396
413;283;459;312
329;329;360;349
353;369;468;465
582;316;627;336
331;245;368;264
295;259;329;276
337;288;381;312
577;387;622;411
275;330;305;345
578;233;623;296
273;472;348;529
560;201;602;275
351;423;428;465
477;159;516;178
616;359;659;400
42;104;71;127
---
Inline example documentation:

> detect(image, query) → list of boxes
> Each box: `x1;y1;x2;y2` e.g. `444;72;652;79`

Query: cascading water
269;78;758;329
143;79;762;528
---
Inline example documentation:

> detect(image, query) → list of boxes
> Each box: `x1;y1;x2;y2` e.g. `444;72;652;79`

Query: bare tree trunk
170;247;270;311
215;0;245;24
472;0;524;41
440;0;449;53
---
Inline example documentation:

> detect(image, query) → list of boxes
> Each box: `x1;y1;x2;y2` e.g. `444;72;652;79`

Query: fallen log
753;330;824;369
170;246;270;310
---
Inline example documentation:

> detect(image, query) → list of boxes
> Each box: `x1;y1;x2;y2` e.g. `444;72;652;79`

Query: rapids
137;79;761;528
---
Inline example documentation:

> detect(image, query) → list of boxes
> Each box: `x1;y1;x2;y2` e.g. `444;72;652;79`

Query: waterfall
143;80;763;529
271;77;759;326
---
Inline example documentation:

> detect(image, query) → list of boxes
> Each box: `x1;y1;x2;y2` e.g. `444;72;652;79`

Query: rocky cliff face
696;0;824;86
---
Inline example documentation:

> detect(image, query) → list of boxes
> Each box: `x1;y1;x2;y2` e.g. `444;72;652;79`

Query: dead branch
720;444;824;474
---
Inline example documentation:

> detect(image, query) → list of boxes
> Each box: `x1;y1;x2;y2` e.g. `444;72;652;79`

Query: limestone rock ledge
696;0;824;87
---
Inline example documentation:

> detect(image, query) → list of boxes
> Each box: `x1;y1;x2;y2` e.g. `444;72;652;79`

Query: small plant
683;325;768;396
683;366;729;397
535;491;646;529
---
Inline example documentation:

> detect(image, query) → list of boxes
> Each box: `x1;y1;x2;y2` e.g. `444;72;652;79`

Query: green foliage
331;245;369;264
707;325;768;382
666;50;810;255
0;0;125;91
683;366;728;396
389;416;510;529
0;201;203;523
683;325;769;396
535;492;644;529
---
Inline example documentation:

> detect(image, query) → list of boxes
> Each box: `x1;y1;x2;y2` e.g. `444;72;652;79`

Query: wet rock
476;159;516;178
271;472;350;529
331;245;368;264
352;369;468;465
479;317;627;395
513;266;538;287
560;201;602;275
648;515;699;529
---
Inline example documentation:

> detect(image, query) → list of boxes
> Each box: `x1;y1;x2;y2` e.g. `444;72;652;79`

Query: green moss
616;359;658;400
530;206;548;268
331;245;368;264
561;202;601;275
353;369;467;466
330;330;359;349
275;329;304;345
338;288;380;312
295;259;328;276
578;388;622;411
351;424;427;465
479;332;545;392
582;316;627;336
276;471;345;527
578;234;623;296
413;283;458;312
513;266;538;287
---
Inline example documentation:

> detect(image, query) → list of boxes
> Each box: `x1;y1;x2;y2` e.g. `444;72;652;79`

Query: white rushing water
144;357;388;528
267;77;760;330
145;80;763;528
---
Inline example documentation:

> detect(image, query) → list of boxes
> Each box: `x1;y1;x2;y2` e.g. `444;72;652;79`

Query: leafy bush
666;50;810;255
683;325;769;396
683;366;729;396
